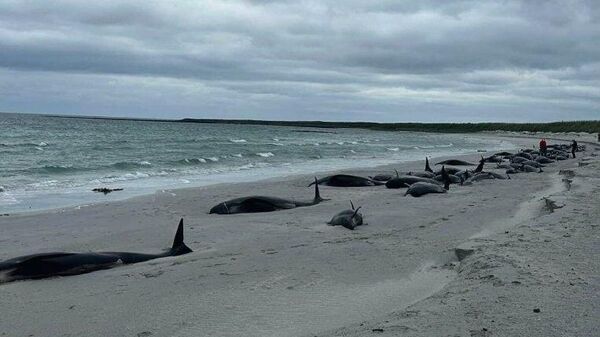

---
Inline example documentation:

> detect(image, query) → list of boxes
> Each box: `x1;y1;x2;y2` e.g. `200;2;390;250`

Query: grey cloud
0;0;599;121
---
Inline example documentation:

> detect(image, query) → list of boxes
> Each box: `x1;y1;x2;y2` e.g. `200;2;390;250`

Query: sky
0;0;599;122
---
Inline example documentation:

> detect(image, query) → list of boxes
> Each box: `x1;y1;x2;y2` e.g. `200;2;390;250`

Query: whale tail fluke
171;219;193;255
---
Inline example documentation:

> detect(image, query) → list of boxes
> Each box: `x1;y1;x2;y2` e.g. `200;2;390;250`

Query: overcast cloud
0;0;599;122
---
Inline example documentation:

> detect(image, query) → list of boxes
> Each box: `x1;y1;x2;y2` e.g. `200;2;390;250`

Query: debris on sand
92;187;124;195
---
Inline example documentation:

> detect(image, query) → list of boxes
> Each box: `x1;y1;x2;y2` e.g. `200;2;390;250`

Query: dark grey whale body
369;173;393;182
0;219;192;283
405;182;447;197
386;174;440;189
209;179;325;214
408;171;435;178
309;174;384;187
327;201;366;230
405;167;451;197
435;159;476;166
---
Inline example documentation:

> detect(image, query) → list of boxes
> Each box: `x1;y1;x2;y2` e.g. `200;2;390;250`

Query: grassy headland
14;112;599;133
181;118;600;134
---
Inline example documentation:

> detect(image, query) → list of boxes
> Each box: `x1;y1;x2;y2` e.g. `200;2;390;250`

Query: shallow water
0;113;513;212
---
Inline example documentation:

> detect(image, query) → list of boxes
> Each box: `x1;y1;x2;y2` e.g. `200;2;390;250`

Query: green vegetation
181;119;600;134
44;113;599;133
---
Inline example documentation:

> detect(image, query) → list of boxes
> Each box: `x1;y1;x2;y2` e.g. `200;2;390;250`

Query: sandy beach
1;134;598;337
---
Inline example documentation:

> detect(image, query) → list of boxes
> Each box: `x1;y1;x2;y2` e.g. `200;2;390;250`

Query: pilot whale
327;201;366;230
0;219;192;283
435;159;477;166
209;178;326;214
309;174;384;187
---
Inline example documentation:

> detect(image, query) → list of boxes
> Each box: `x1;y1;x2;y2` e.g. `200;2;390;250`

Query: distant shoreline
2;111;599;133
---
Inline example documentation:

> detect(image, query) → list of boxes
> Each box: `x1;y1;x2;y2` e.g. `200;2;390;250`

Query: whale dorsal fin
425;157;433;173
474;159;484;173
442;166;450;190
313;177;324;202
172;218;185;249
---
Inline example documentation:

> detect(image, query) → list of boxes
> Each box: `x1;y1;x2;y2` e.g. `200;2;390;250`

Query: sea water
0;113;513;213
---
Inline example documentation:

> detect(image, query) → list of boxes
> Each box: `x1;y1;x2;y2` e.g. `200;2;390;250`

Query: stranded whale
309;174;384;187
405;166;451;197
327;201;366;230
435;159;477;166
0;219;192;283
209;178;326;214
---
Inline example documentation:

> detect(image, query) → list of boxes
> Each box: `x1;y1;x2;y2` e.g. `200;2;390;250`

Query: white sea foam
232;154;243;158
31;180;59;188
96;172;151;183
230;139;247;143
207;157;219;162
257;152;275;158
183;158;207;164
0;191;18;205
387;147;400;151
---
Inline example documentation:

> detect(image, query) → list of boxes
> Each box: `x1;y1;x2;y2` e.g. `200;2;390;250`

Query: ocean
0;113;514;213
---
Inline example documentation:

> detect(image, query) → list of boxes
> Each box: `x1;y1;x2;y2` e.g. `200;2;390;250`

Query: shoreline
1;132;518;216
1;135;597;337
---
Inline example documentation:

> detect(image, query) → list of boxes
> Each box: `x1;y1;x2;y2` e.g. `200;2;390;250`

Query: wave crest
256;152;275;158
111;161;152;169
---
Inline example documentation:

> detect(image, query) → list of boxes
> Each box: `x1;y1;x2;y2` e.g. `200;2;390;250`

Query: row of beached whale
0;143;581;284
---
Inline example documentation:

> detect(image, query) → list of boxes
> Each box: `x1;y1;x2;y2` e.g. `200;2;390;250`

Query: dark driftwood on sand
92;188;124;195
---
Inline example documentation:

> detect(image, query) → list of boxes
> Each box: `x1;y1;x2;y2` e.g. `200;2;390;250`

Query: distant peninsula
6;112;600;134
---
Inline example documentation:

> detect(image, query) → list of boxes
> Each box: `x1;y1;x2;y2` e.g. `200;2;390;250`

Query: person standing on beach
571;140;578;158
539;138;547;156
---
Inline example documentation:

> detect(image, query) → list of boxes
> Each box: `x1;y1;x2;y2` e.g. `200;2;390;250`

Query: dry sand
0;134;598;337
